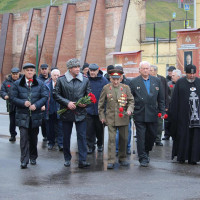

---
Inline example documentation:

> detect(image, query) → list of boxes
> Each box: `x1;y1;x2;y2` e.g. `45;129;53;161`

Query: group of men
1;58;200;170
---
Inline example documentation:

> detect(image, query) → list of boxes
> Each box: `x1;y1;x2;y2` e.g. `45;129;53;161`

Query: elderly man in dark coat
53;58;91;168
130;61;165;167
0;67;22;142
170;65;200;165
11;63;48;169
86;63;108;154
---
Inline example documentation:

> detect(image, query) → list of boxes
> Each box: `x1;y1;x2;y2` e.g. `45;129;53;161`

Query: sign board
184;4;190;11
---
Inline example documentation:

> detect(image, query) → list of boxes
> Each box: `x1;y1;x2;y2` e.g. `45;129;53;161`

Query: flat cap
40;64;48;69
11;67;20;73
66;58;80;69
185;64;196;74
89;63;99;70
107;65;114;72
23;63;36;70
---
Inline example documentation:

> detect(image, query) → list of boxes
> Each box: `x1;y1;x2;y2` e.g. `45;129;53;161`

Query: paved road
0;98;200;200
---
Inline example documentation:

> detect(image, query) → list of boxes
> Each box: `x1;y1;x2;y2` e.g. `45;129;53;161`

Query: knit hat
66;58;80;69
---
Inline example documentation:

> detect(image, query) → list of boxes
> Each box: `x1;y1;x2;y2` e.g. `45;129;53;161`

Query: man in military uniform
98;69;134;169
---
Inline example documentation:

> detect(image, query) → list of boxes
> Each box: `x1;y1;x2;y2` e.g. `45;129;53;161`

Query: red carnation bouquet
158;113;168;119
7;84;11;88
118;107;127;118
58;92;97;115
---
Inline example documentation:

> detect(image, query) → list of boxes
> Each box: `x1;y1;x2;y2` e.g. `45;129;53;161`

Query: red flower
169;85;173;88
121;87;123;91
158;113;162;118
119;113;124;118
88;93;97;104
7;85;11;88
164;114;168;119
119;107;124;112
29;79;33;82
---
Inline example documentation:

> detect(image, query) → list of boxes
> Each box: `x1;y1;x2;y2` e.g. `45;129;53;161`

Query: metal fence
140;19;194;43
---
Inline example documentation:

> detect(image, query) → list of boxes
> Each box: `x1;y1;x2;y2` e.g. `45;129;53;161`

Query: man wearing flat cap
98;69;134;169
11;63;48;169
0;67;22;142
53;58;91;168
169;64;200;165
86;63;108;154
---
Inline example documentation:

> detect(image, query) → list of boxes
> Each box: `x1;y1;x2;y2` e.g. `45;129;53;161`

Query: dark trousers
86;114;103;148
9;111;17;137
155;118;163;142
41;118;46;138
46;113;63;146
134;121;157;162
19;121;39;164
62;120;87;162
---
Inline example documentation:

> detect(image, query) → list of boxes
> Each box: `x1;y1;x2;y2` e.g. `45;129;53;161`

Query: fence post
154;23;156;42
169;21;171;42
140;24;142;43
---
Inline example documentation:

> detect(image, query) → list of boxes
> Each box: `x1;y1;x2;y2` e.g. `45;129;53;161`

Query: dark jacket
45;79;60;120
53;71;91;122
11;75;48;128
121;75;131;87
167;81;175;102
38;73;51;82
86;70;108;115
166;75;172;83
157;74;169;109
130;75;165;122
104;73;110;82
0;74;22;112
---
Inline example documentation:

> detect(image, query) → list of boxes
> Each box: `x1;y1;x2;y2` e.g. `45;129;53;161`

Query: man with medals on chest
98;69;134;169
170;64;200;165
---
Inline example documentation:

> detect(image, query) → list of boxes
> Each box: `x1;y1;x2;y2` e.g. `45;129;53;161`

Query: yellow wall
121;0;145;52
196;0;200;28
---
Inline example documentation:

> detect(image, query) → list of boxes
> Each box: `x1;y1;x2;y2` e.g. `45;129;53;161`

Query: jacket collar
65;70;83;82
19;75;38;87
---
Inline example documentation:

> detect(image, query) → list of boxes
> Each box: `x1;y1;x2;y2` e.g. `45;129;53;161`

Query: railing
140;19;194;43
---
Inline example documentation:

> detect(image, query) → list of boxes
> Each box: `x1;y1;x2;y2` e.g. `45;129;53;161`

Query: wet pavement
1;99;200;200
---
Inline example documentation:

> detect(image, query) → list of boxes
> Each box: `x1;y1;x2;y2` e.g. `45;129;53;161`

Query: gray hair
51;69;60;76
139;61;150;69
172;69;182;77
150;65;158;71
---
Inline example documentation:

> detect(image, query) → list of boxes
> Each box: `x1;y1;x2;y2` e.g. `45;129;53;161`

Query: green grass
146;1;194;39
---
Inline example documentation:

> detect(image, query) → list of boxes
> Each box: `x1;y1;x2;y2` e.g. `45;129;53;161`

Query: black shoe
107;163;114;169
58;145;63;151
30;159;36;165
97;146;103;152
78;161;90;168
179;160;185;164
162;136;170;140
132;150;136;154
64;160;71;167
119;161;129;166
140;159;148;167
155;142;163;146
48;144;53;150
188;161;197;165
43;137;47;142
87;147;95;154
116;152;118;156
9;136;16;142
21;162;27;169
127;149;131;155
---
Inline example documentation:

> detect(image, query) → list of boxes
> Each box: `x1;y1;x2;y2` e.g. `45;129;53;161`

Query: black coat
38;73;51;82
130;75;165;122
169;77;200;162
53;72;91;122
0;74;22;112
11;75;48;128
157;74;169;109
